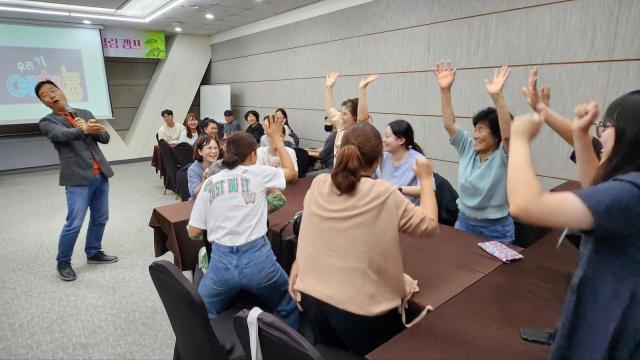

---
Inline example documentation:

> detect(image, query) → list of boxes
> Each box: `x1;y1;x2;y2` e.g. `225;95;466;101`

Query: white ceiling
0;0;321;35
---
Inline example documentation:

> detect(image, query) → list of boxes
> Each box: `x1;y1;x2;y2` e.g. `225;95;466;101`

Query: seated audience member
522;67;602;170
507;90;640;359
289;123;438;356
260;115;296;147
325;72;376;159
307;119;337;169
274;108;299;147
187;135;221;199
377;120;435;205
187;116;299;329
202;118;219;139
434;61;515;243
245;110;264;143
223;110;241;138
158;109;184;144
257;126;298;175
178;112;201;146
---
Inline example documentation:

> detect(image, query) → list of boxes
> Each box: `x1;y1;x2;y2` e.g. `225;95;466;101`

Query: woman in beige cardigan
288;123;439;356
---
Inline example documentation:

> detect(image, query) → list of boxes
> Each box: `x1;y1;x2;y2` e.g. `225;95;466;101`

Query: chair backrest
148;260;230;360
174;142;195;168
433;172;459;227
176;163;193;201
158;139;178;192
292;147;310;178
233;308;323;360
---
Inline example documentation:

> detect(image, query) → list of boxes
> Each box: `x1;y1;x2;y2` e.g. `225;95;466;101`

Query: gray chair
233;308;363;360
149;260;245;360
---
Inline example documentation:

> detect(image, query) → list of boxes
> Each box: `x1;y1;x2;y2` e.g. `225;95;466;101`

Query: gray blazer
39;108;114;186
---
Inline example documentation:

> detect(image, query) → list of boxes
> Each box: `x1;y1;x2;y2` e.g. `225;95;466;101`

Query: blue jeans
197;235;300;330
57;174;109;263
455;212;515;244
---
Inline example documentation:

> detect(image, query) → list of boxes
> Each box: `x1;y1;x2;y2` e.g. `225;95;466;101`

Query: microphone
64;104;78;120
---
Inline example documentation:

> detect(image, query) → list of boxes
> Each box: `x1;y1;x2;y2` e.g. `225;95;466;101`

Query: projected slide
0;24;112;125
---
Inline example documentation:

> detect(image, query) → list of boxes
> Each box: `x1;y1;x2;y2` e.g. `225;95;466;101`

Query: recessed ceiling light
205;13;214;19
82;19;91;24
174;26;182;32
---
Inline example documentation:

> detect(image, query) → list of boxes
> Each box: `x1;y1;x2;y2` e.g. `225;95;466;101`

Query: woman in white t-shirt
256;125;298;173
178;112;201;146
187;116;300;329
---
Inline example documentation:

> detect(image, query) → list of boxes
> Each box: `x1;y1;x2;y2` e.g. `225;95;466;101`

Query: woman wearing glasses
433;60;515;243
508;90;640;359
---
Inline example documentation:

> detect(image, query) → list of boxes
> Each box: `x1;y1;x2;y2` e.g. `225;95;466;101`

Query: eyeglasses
596;121;613;137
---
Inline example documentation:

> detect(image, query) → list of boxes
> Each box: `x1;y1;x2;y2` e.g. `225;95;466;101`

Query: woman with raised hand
187;115;299;329
325;72;376;158
507;91;640;359
522;67;603;177
289;123;438;356
434;60;515;243
376;119;434;204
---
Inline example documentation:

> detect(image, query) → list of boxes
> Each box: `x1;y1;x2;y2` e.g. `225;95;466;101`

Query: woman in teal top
434;61;514;243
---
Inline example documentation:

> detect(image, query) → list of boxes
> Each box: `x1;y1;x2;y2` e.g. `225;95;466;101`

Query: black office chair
158;139;179;194
149;260;244;360
176;163;193;202
433;172;459;227
233;308;362;360
174;142;195;168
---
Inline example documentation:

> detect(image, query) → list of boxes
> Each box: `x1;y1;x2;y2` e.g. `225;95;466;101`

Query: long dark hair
388;120;424;155
222;132;258;169
593;90;640;184
183;113;201;139
275;108;293;133
331;123;382;195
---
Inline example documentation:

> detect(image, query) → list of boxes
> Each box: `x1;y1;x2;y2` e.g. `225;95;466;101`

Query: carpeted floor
0;161;183;359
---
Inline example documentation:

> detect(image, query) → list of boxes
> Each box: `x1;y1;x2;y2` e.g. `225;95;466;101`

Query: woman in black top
244;110;264;144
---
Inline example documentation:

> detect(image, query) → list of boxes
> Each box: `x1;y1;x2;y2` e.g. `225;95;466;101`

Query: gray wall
211;0;640;190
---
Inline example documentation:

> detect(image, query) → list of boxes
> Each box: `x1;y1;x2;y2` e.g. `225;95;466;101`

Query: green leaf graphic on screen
143;32;166;58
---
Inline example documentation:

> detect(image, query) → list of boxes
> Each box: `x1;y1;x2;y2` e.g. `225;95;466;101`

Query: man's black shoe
87;251;119;264
57;262;77;281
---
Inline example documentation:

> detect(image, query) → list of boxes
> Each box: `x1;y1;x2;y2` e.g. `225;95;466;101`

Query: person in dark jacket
244;110;264;144
36;80;118;282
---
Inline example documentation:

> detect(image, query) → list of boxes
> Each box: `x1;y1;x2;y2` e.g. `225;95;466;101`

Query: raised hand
522;67;551;112
433;60;456;89
359;74;379;89
412;157;433;182
572;102;599;134
485;65;511;97
511;113;544;142
326;72;338;88
265;114;285;145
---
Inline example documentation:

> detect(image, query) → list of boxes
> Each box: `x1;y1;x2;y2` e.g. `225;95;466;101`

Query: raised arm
433;60;460;139
572;102;601;187
522;67;574;145
325;72;338;112
507;113;594;230
357;74;378;122
484;66;512;152
265;115;298;183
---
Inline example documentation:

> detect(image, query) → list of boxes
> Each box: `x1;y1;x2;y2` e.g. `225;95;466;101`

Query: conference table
368;228;578;359
149;174;581;357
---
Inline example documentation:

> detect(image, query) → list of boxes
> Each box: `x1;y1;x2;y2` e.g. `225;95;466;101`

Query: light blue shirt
187;161;205;199
451;130;508;219
375;149;434;205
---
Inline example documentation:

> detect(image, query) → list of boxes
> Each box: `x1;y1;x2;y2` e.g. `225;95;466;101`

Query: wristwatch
398;186;403;194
